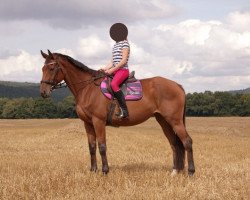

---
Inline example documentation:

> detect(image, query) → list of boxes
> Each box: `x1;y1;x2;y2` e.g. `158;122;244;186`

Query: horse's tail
177;84;186;127
183;96;186;127
173;84;186;170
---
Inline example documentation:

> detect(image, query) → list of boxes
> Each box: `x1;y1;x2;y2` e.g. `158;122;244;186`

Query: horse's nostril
41;91;46;98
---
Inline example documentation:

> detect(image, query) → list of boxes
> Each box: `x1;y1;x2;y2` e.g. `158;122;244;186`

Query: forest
0;91;249;119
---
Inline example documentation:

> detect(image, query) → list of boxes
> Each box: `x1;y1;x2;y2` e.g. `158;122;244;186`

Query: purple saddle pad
100;77;143;101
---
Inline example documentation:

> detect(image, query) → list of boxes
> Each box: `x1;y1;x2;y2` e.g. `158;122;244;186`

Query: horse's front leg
92;117;109;174
84;122;97;172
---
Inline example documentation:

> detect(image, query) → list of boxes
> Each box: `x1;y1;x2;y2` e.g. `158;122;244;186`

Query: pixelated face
109;23;128;42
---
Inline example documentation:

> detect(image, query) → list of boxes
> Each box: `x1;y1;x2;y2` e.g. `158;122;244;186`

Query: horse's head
40;50;65;98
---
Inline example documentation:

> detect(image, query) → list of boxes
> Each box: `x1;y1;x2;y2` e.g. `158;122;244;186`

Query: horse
40;50;195;176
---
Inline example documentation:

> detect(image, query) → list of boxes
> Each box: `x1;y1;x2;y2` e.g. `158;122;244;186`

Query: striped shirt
112;40;130;69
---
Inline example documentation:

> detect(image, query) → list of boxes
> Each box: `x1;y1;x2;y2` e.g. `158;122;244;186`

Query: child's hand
105;68;115;75
99;68;105;72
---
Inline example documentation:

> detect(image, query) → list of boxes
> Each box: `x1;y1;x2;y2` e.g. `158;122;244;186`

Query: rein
72;72;106;93
72;73;106;86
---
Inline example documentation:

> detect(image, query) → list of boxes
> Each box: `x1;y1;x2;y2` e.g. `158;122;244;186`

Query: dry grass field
0;117;249;200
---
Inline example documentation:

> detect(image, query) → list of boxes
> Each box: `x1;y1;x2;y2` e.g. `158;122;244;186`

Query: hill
228;87;250;94
0;81;71;101
0;81;249;117
0;80;249;100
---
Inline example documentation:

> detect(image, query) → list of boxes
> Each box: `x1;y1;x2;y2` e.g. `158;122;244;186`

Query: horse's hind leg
154;113;185;174
170;119;195;175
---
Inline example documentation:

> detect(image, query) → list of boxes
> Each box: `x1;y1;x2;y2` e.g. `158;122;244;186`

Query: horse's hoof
102;170;109;175
90;166;97;172
171;169;179;176
102;167;109;175
102;171;108;175
188;170;195;176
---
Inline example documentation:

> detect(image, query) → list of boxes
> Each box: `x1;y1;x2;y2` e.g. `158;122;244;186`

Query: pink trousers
111;68;129;92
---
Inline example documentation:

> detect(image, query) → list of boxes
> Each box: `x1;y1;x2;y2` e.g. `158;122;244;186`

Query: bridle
40;61;67;89
40;60;106;90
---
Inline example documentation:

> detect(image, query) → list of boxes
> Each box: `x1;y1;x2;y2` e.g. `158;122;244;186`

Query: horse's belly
111;100;155;126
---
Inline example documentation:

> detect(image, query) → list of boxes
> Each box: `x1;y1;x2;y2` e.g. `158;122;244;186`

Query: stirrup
116;107;129;118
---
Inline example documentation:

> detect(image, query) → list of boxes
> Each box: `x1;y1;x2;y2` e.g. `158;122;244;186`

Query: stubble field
0;117;249;200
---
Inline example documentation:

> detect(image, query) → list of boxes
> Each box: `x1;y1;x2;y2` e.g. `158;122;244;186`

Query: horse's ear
48;49;53;57
40;50;48;59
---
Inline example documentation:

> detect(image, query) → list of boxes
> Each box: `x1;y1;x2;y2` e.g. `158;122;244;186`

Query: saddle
100;71;143;101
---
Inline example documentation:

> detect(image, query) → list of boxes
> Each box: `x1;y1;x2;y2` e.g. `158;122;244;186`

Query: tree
186;91;250;117
2;99;20;119
0;98;8;118
234;94;250;116
57;96;77;118
0;90;249;118
33;98;58;118
15;98;35;118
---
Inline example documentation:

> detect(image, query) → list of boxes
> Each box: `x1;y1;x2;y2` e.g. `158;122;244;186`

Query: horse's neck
60;61;93;98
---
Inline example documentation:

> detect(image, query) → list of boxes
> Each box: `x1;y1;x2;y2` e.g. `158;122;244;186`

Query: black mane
55;53;97;75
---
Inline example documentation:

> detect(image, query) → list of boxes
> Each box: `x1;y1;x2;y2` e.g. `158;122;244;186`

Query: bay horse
40;50;195;175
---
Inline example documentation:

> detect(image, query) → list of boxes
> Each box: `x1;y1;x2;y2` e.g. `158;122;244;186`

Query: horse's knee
98;143;107;156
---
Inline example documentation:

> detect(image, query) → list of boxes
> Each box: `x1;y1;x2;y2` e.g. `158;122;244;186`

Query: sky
0;0;250;92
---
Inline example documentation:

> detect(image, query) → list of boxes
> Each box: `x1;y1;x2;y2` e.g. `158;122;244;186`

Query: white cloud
151;15;250;77
54;13;250;91
184;75;250;92
0;0;177;29
227;11;250;32
1;9;250;92
156;20;221;46
129;42;152;65
55;48;76;58
0;51;42;82
126;12;250;91
77;35;111;59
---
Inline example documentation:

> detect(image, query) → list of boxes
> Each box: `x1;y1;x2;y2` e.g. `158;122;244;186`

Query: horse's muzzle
40;90;51;98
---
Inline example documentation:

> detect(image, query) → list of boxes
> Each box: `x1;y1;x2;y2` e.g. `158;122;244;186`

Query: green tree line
0;96;77;119
0;91;249;119
186;91;250;116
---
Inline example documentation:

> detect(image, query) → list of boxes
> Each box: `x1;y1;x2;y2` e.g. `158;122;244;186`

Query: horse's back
140;76;185;96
